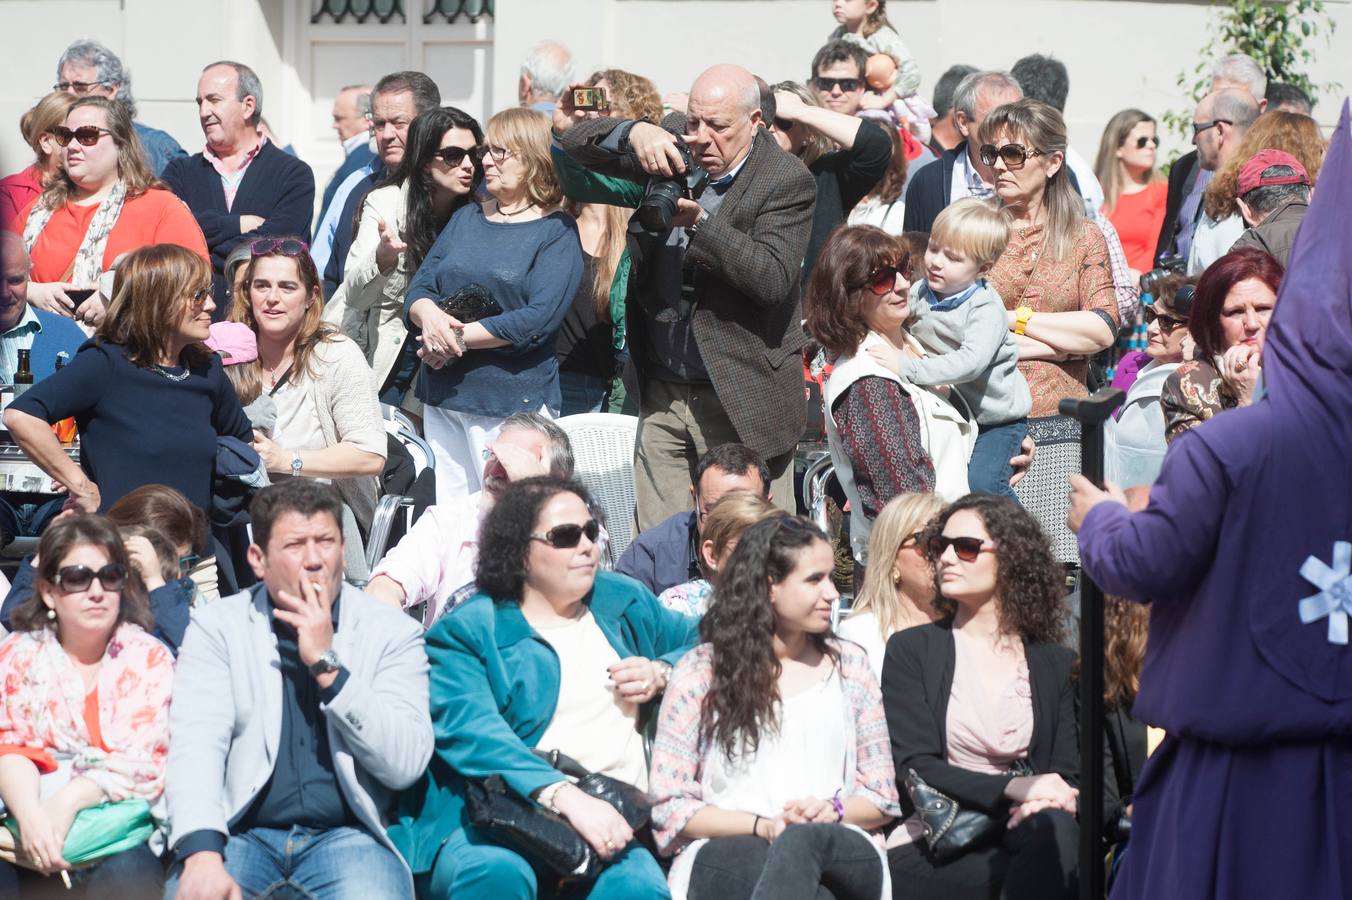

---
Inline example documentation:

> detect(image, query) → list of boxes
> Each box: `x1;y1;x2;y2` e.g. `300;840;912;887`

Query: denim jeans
163;825;409;900
0;495;65;545
0;843;163;899
559;371;610;416
968;419;1029;498
689;824;884;900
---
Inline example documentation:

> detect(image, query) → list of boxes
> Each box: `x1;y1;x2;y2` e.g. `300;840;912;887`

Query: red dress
1105;180;1168;273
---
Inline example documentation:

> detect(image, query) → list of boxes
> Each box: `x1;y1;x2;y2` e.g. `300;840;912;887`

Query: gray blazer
165;582;432;887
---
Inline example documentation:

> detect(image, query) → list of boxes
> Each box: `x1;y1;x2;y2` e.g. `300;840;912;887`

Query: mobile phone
572;87;609;113
66;288;96;304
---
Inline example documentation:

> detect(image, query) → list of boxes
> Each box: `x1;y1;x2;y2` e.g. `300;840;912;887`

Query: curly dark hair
699;515;835;759
476;476;594;601
926;495;1065;644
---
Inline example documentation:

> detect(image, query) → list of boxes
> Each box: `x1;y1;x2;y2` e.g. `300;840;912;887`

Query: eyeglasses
50;126;113;147
54;563;128;593
900;531;924;549
813;77;861;94
54;80;109;95
178;553;201;577
1143;306;1188;334
250;238;309;257
187;288;211;308
530;519;600;549
926;535;995;562
979;143;1046;169
430;146;482;167
477;144;514;164
861;261;909;296
1191;118;1232;137
1134;135;1161;149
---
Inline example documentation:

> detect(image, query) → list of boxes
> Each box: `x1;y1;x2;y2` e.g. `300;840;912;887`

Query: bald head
1194;88;1259;171
1;232;31;334
692;65;761;117
686;64;762;178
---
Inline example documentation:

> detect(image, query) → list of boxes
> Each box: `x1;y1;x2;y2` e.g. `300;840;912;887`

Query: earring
891;570;901;586
46;608;56;621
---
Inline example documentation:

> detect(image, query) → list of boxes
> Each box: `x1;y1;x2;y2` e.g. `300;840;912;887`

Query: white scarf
22;179;128;287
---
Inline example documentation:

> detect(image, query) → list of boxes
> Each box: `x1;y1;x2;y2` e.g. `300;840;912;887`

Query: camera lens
637;181;682;232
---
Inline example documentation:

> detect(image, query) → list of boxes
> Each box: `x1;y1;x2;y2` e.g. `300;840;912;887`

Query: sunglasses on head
54;563;127;593
430;145;481;167
861;261;910;296
1134;135;1161;149
1143;306;1188;334
926;535;995;562
250;238;309;258
814;77;861;94
978;143;1046;169
531;519;600;549
50;126;113;147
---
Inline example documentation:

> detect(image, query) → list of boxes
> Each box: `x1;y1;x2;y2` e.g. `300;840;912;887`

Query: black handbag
903;759;1033;861
464;749;651;884
438;283;504;322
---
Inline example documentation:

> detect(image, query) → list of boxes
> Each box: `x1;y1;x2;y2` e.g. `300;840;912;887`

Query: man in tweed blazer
560;64;816;530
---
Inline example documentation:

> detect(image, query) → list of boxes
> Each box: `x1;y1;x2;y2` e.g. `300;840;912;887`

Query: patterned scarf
21;179;128;287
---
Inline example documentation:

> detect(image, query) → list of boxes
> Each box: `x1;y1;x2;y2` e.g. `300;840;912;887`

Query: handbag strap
533;748;593;781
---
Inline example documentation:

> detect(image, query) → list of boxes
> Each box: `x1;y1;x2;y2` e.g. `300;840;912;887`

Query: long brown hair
1202;110;1326;221
862;123;910;206
9;515;153;634
37;96;159;209
563;199;629;320
1104;596;1148;707
1094;109;1163;213
804;224;901;358
229;239;340;382
862;0;895;37
99;243;214;369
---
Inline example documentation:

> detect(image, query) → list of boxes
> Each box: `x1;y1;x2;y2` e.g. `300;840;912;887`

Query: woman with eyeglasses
6;96;206;329
837;492;944;678
0;92;76;231
1104;274;1195;488
1093;109;1167;276
806;225;974;576
882;494;1078;900
4;244;252;518
228;237;386;578
978;99;1118;562
1159;247;1282;444
404;108;583;502
0;515;174;898
327;106;484;405
649;515;899;900
390;476;697;899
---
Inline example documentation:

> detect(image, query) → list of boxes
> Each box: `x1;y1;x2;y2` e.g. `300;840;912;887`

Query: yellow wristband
1014;306;1034;336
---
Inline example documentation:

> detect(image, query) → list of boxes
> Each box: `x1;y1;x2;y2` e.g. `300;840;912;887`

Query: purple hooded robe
1078;102;1352;899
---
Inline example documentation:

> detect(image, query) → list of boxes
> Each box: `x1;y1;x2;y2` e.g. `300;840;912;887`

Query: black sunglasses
1134;135;1161;149
771;117;794;132
54;563;128;593
861;261;910;296
814;77;861;94
430;145;481;167
979;143;1046;169
1143;306;1188;334
531;519;600;549
51;126;113;147
926;535;995;562
250;238;309;257
1191;118;1232;137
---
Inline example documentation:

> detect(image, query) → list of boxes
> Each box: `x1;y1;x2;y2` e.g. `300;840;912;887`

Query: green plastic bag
3;799;154;866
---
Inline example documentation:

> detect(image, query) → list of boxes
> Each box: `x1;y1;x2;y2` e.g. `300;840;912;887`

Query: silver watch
308;649;341;677
290;449;303;478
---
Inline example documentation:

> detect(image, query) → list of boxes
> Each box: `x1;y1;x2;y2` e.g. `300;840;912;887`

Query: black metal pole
1059;387;1124;900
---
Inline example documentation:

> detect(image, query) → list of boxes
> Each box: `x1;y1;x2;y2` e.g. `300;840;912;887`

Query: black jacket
1152;149;1200;266
882;620;1079;818
804;119;892;275
902;144;964;234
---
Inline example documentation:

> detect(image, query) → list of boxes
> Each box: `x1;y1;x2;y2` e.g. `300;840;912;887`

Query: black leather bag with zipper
903;759;1034;861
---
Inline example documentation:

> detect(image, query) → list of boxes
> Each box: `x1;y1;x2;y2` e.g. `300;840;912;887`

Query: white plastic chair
555;413;639;564
364;406;438;574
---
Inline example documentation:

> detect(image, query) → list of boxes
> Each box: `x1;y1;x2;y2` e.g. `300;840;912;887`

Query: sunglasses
771;117;794;132
900;530;925;548
926;535;995;562
979;143;1046;169
1143;306;1188;334
1134;135;1161;149
530;519;601;549
1191;118;1232;137
861;262;910;296
51;126;113;147
178;553;201;577
431;145;481;167
54;80;109;95
250;238;309;257
54;563;128;593
187;287;211;308
814;77;861;94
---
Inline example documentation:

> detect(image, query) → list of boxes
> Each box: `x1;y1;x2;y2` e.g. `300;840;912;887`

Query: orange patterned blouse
988;219;1120;417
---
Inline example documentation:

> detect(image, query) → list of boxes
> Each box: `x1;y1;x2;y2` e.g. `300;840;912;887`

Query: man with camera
558;63;815;530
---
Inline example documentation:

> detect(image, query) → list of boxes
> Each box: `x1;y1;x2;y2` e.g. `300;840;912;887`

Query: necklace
151;363;189;382
495;199;536;218
264;353;294;387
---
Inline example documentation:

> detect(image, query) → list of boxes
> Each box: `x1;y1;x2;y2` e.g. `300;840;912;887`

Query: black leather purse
903;759;1033;861
438;283;503;322
464;749;651;884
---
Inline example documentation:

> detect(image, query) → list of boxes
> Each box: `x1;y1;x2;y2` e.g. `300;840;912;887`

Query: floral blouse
987;219;1120;417
0;623;174;803
1160;358;1237;444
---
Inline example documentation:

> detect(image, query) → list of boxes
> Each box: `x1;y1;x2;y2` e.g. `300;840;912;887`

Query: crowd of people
0;3;1343;897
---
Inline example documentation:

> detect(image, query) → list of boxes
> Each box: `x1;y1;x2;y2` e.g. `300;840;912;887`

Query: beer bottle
13;349;33;397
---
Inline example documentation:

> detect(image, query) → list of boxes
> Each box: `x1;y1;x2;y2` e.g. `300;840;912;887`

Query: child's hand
858;92;892;111
865;345;903;375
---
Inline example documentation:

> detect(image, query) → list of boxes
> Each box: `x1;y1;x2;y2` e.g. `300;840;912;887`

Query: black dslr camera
1139;254;1186;298
634;133;710;233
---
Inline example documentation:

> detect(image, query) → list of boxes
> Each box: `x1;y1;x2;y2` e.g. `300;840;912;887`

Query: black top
881;620;1079;818
804;119;892;276
1103;702;1147;837
556;254;616;379
8;341;253;513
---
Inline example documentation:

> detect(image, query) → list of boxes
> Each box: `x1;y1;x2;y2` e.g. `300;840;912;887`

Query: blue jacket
26;308;88;381
133;121;188;177
615;510;700;596
388;570;699;874
318;143;376;229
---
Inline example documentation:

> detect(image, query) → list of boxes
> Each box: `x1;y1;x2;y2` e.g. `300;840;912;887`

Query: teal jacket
388;570;699;874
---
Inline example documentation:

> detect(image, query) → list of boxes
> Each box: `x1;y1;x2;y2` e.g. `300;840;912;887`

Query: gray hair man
1210;54;1268;112
519;40;575;114
366;412;577;623
54;39;186;174
1186;88;1261;273
317;84;375;225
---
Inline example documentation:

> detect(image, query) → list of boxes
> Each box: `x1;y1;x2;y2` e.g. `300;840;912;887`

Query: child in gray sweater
867;198;1031;496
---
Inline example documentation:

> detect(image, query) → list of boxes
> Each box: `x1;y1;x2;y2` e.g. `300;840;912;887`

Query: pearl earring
47;608;56;621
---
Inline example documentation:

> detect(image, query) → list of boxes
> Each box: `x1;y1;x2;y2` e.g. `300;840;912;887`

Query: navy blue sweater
404;204;583;417
161;141;315;311
8;342;253;513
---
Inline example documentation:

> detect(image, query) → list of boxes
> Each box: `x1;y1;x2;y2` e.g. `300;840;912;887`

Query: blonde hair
564;199;629;320
930;198;1012;269
849;493;944;641
1094;109;1164;214
38;97;158;210
19;92;77;165
1202;110;1326;222
100;244;213;369
222;364;264;406
486;107;562;209
700;491;781;576
587;69;662;123
769;81;833;167
979;99;1085;262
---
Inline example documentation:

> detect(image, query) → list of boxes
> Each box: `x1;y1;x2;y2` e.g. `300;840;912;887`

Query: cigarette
61;871;72;889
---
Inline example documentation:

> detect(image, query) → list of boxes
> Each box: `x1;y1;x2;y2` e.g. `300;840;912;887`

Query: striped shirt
0;306;42;384
203;136;268;211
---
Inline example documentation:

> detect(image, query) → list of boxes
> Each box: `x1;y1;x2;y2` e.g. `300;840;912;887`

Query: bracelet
537;780;568;814
831;790;845;823
752;814;762;838
452;326;467;354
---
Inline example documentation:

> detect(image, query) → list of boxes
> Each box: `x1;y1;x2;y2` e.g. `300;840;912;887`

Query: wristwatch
1013;306;1035;336
291;449;303;478
308;649;341;677
685;210;708;240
